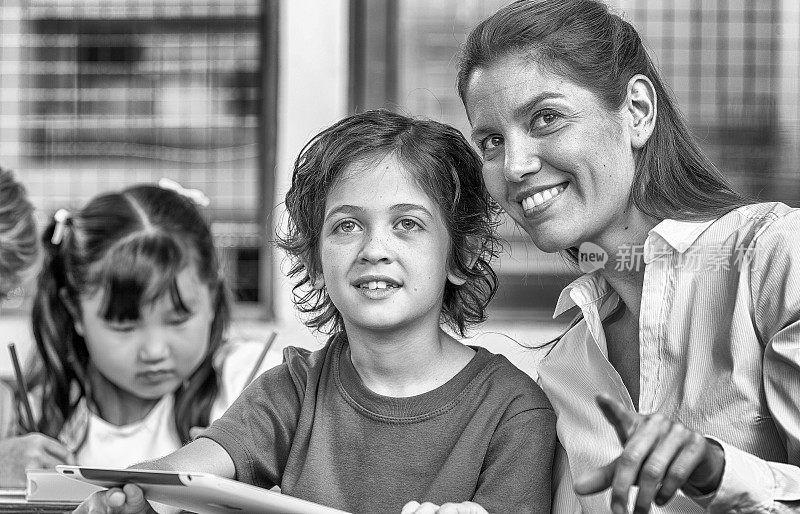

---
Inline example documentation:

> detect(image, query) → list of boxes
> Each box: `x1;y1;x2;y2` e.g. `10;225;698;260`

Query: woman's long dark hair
29;185;230;443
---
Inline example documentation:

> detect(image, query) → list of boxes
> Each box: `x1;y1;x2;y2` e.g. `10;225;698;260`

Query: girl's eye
480;134;503;152
531;109;561;130
107;322;137;333
167;315;191;326
396;218;421;231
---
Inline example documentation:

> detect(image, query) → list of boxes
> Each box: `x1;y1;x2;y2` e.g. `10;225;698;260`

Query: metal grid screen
0;0;265;303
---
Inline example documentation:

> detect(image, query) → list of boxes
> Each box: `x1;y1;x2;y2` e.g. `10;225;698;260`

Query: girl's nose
138;333;171;362
504;138;542;182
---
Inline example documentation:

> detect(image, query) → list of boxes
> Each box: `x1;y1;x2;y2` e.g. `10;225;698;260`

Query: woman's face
464;54;641;253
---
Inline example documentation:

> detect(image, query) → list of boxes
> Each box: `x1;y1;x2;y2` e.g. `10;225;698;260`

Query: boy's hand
574;394;725;514
74;484;157;514
401;500;489;514
0;433;76;487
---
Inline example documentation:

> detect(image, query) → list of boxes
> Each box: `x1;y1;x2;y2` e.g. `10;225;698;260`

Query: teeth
522;184;566;210
362;280;391;290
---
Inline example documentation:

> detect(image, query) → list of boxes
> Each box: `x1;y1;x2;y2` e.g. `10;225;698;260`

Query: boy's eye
396;218;421;231
335;220;361;233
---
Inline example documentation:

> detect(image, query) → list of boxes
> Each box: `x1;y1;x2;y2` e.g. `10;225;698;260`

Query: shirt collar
648;218;716;254
553;272;613;318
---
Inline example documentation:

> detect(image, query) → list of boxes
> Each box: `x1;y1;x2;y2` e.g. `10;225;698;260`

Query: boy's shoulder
474;347;552;413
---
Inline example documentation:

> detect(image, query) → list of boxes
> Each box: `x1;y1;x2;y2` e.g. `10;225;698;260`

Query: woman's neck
594;207;659;318
86;364;162;426
343;321;475;398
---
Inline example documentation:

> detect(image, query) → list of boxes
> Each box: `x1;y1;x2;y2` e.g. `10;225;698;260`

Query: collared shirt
539;202;800;513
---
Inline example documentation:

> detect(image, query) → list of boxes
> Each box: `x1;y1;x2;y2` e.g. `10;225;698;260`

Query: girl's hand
74;484;157;514
401;500;489;514
0;433;76;487
574;394;726;514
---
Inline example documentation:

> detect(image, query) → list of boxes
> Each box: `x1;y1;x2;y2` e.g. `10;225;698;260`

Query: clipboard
56;465;351;514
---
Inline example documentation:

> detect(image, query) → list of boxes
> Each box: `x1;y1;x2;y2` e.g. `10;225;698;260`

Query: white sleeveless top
57;338;283;467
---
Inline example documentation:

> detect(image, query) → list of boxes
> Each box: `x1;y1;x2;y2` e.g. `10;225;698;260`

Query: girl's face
75;266;214;403
464;54;641;253
317;154;462;335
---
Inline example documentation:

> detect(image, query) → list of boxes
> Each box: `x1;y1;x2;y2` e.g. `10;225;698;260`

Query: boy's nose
358;231;392;263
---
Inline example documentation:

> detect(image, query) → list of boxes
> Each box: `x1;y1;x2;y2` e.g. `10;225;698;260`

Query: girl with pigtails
0;182;280;488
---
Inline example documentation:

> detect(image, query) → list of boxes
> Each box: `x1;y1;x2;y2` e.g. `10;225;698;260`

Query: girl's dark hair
30;184;230;443
457;0;748;226
277;109;501;336
0;166;39;298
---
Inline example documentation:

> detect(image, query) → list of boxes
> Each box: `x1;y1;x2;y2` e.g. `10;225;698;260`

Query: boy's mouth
352;276;402;290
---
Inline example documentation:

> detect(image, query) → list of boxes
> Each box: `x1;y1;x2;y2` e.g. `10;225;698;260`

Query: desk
0;492;78;513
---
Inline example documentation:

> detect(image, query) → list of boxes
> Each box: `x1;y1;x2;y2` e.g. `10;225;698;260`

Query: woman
417;0;799;513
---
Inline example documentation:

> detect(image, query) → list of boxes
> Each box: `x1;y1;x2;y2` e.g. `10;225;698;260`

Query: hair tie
51;208;71;245
158;178;211;207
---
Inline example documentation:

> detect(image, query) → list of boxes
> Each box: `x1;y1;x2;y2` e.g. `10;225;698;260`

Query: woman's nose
503;138;542;182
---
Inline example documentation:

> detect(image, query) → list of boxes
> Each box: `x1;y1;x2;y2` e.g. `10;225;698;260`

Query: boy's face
317;153;462;336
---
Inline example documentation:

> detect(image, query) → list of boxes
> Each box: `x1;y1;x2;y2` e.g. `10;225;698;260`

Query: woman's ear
625;74;657;149
311;274;325;290
58;287;84;336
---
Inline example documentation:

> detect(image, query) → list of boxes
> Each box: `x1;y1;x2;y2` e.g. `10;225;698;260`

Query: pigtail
29;217;89;439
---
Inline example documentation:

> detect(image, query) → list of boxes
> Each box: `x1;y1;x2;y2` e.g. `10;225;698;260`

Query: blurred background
0;0;798;376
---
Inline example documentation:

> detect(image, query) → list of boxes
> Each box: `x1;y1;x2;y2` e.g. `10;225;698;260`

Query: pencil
244;331;277;386
8;342;35;432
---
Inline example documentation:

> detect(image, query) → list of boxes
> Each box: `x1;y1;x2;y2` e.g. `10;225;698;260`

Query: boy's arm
74;437;236;514
472;406;557;514
130;437;236;478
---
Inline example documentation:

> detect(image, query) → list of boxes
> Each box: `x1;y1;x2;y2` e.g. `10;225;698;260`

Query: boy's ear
447;242;480;286
59;287;84;336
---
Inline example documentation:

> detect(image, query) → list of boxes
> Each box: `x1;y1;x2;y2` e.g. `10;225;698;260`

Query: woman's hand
0;433;75;487
73;484;157;514
574;394;725;514
401;501;489;514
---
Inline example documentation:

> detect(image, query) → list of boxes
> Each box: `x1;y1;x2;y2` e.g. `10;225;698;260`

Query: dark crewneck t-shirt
201;333;555;513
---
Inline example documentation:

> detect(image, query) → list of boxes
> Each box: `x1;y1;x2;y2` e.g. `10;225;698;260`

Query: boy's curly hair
0;166;39;298
277;109;501;336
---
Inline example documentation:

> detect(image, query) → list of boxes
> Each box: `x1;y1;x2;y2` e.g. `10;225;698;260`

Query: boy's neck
344;323;475;398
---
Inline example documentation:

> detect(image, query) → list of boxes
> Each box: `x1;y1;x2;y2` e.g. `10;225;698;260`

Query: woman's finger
596;394;641;443
574;459;617;495
401;501;422;514
609;414;671;514
633;423;691;512
655;432;708;505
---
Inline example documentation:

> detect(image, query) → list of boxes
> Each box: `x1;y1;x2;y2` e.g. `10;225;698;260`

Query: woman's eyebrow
470;90;566;140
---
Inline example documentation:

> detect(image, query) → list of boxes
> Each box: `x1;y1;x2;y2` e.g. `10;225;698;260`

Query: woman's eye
481;135;503;152
397;219;421;231
532;109;561;129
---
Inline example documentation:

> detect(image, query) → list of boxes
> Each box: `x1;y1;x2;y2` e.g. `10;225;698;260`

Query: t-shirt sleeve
199;346;313;489
472;380;557;514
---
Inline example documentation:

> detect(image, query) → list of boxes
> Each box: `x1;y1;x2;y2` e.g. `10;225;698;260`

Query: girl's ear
625;74;657;149
58;287;84;336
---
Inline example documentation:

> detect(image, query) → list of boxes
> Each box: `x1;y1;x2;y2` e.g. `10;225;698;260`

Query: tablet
56;465;351;514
